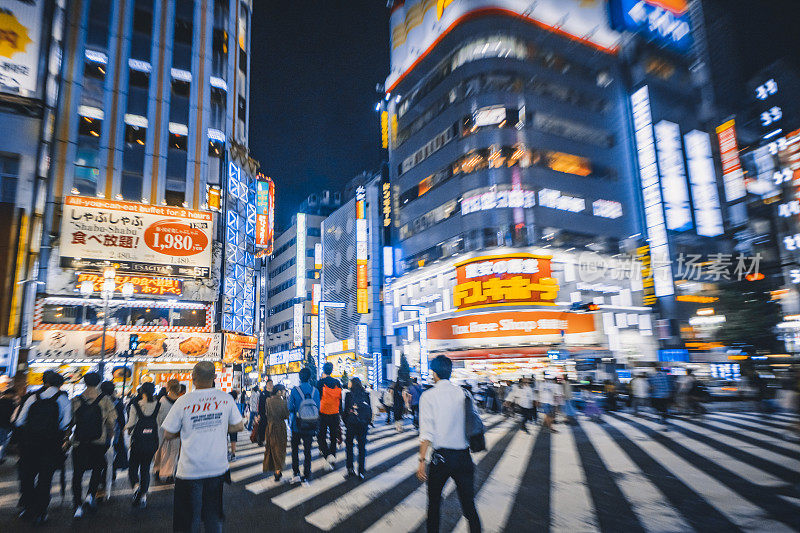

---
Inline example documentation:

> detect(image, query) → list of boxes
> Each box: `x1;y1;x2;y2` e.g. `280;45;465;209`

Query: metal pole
99;297;109;377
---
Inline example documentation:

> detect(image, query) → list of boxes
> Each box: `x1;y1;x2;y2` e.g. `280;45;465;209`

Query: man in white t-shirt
162;362;243;532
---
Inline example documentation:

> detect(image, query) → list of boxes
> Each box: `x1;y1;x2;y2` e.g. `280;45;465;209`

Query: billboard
387;0;620;91
356;187;369;314
32;330;221;360
223;333;257;364
0;0;44;96
453;254;559;311
75;272;183;296
684;130;724;237
60;196;213;278
427;311;595;340
608;0;692;52
715;120;746;202
255;177;275;251
654;121;692;231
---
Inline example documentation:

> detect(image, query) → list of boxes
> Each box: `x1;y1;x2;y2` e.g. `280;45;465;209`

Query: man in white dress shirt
417;355;481;533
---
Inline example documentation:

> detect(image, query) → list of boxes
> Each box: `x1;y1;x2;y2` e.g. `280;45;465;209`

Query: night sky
249;0;800;229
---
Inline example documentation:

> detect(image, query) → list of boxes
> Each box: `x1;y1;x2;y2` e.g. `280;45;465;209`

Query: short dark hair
430;356;452;380
83;372;101;387
140;381;155;401
43;370;64;387
100;381;115;396
322;362;334;375
299;368;311;383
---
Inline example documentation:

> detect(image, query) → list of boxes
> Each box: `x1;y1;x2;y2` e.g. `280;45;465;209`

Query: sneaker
132;489;141;507
95;487;107;501
138;494;147;509
344;470;356;479
85;494;97;510
358;472;366;481
300;476;310;486
131;482;140;494
230;454;237;462
290;475;301;484
73;506;84;520
274;472;283;483
18;509;32;521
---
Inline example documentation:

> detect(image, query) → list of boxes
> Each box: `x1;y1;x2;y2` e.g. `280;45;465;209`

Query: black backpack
22;391;63;447
350;390;372;427
74;395;104;443
131;401;161;455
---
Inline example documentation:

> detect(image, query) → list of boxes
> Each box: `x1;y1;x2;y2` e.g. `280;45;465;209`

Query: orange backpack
320;383;342;415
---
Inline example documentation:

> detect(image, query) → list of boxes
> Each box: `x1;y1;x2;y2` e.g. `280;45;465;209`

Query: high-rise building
381;1;660;378
263;190;341;384
0;0;67;375
24;0;258;391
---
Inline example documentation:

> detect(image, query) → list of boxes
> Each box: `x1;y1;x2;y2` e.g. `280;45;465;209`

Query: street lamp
80;267;134;377
317;301;345;378
401;305;429;380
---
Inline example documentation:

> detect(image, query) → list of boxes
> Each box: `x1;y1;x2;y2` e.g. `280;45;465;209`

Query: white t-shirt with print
161;387;243;480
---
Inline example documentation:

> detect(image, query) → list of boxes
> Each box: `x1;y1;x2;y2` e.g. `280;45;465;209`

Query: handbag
249;416;260;444
464;391;486;452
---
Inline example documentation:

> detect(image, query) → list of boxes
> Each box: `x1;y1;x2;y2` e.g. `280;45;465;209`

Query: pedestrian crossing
0;409;798;532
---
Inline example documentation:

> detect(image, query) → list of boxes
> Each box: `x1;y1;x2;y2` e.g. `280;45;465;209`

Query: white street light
80;280;94;297
121;282;134;299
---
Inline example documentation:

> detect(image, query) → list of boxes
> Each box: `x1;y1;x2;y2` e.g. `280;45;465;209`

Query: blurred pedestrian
98;380;125;500
407;378;423;429
649;368;674;428
417;356;481;533
14;371;71;525
288;368;320;484
153;379;181;483
382;383;394;424
538;378;559;433
162;361;244;533
262;384;289;482
125;381;160;508
603;380;618;412
256;379;274;446
0;385;17;463
317;362;343;471
71;372;116;520
393;381;406;432
344;377;372;479
247;386;260;430
228;390;240;461
630;372;649;415
506;379;535;432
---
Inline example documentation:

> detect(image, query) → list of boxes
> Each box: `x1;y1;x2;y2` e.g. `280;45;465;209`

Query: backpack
131;401;161;455
74;394;104;443
320;382;342;415
295;387;319;432
464;391;485;453
349;390;372;427
22;391;63;447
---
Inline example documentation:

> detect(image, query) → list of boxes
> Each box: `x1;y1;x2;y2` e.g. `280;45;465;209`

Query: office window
0;154;19;203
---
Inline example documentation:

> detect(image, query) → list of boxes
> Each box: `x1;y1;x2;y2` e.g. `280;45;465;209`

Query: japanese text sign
60;196;213;278
453;254;559;311
75;272;182;296
255;178;275;251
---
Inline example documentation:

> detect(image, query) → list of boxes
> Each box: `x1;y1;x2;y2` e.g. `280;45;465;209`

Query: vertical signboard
654;121;692;231
684;130;724;237
630;87;674;297
293;303;303;348
296;213;306;299
715;120;747;201
255;177;275;252
357;323;368;358
0;0;44;96
356;187;369;314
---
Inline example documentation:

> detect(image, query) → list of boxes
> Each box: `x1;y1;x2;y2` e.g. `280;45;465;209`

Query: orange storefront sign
428;311;595;340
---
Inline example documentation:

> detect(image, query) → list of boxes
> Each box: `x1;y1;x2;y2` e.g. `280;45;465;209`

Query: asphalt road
0;406;798;532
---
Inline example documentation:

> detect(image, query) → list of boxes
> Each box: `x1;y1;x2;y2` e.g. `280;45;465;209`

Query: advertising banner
453;254;559;311
32;330;221;360
75;272;183;296
608;0;692;53
223;333;257;364
60;196;213;278
715;120;747;202
255;178;275;251
0;0;44;96
388;0;620;90
427;311;595;340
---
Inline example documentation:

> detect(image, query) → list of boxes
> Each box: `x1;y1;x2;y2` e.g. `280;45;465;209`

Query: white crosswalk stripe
603;414;796;532
549;425;599;532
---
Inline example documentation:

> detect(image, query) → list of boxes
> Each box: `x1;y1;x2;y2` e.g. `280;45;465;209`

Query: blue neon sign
609;0;693;53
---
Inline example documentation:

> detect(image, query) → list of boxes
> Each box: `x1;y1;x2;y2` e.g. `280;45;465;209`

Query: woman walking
152;379;181;483
125;382;160;508
393;382;406;432
262;384;289;482
344;378;372;479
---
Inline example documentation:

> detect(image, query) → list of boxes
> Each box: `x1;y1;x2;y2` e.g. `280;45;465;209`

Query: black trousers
72;443;105;507
19;449;61;517
519;406;534;429
173;475;224;533
427;448;481;533
411;405;420;428
291;431;314;478
652;397;670;423
345;424;368;474
128;446;156;494
317;413;340;458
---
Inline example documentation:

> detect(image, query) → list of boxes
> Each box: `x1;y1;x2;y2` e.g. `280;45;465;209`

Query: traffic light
129;333;139;352
570;302;600;312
